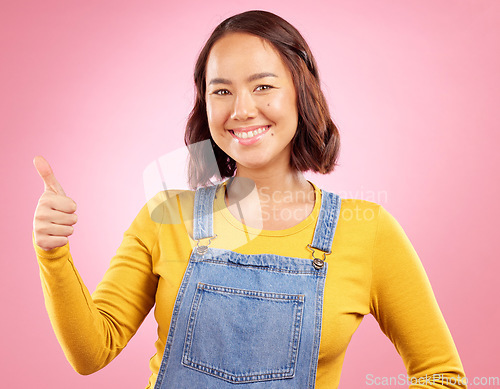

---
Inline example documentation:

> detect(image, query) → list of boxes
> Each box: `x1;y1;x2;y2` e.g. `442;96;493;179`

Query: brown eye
255;85;273;92
214;89;230;96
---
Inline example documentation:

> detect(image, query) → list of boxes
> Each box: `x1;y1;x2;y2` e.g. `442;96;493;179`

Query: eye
213;89;231;96
255;85;274;92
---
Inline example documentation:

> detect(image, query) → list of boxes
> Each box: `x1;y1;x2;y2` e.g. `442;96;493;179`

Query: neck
223;164;316;230
225;163;314;206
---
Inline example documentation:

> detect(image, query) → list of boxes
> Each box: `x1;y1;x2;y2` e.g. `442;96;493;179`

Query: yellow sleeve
370;206;466;388
34;202;159;375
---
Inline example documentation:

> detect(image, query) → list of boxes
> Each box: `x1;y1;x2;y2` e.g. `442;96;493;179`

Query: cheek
206;100;229;129
205;100;216;125
205;104;218;141
264;92;298;123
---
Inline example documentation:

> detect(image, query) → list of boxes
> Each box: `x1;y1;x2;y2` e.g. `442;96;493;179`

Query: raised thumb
33;155;67;196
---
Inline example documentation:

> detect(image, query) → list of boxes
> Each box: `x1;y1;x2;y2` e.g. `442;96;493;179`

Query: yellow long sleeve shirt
34;181;466;388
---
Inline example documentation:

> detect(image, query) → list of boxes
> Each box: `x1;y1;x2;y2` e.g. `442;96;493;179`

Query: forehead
205;33;289;79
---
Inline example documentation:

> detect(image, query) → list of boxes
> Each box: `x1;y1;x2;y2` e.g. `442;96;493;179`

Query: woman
33;10;466;389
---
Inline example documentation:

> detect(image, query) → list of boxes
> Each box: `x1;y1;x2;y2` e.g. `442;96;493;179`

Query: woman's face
205;32;298;174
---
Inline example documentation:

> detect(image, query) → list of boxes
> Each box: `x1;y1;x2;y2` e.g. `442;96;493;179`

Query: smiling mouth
229;125;271;140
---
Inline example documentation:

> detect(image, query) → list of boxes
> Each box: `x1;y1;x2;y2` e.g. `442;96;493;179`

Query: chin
235;160;268;170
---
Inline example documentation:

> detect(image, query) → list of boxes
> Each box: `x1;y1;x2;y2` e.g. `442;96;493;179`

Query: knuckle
37;225;50;234
37;197;49;208
39;197;54;209
63;198;77;213
40;191;54;201
35;237;48;250
34;212;48;222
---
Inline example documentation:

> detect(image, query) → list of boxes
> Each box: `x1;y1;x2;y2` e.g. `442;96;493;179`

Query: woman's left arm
370;206;466;389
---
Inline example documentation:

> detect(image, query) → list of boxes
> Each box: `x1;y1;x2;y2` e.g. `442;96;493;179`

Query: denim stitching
154;252;197;389
181;283;304;382
308;269;327;388
195;258;326;276
193;248;329;275
311;190;341;253
193;185;218;240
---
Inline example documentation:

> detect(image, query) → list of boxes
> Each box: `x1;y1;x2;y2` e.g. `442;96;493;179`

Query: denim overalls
154;183;341;388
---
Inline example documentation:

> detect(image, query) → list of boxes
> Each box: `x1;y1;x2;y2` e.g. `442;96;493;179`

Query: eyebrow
208;72;278;86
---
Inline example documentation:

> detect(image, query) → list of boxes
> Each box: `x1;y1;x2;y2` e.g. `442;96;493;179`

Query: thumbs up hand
33;156;78;251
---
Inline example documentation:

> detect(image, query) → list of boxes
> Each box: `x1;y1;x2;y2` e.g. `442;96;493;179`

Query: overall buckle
195;234;217;255
306;244;330;270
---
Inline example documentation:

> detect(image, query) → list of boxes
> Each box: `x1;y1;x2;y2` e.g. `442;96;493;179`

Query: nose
230;92;257;121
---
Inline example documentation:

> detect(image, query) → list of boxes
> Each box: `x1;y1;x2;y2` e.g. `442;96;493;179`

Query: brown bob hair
185;10;340;188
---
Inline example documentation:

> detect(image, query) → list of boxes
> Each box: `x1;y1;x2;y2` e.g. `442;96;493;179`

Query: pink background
1;0;499;387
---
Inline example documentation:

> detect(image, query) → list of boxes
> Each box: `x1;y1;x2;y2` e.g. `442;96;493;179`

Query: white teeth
234;126;268;139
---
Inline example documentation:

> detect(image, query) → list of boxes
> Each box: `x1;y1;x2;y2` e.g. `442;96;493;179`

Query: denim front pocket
181;283;305;383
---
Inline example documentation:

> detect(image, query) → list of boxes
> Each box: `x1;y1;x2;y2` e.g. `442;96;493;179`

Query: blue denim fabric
155;184;341;388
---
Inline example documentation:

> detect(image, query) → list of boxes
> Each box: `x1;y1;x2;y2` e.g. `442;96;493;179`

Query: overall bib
154;183;341;389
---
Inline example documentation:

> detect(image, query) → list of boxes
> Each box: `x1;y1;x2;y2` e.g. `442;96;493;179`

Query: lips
229;125;271;145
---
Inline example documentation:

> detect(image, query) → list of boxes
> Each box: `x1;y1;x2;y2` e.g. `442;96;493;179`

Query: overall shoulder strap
310;190;342;253
193;184;219;240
